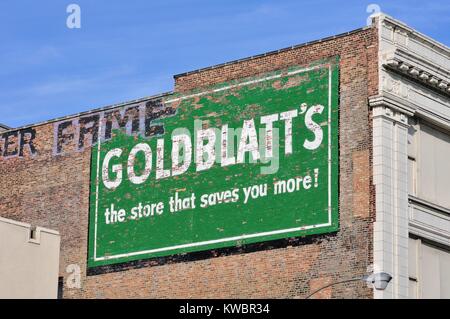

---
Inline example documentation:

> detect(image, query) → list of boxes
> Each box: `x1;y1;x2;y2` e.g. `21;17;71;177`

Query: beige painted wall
0;217;60;299
409;238;450;298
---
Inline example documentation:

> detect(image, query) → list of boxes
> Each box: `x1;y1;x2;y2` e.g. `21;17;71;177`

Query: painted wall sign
52;99;175;156
0;98;175;160
0;128;37;159
88;60;339;268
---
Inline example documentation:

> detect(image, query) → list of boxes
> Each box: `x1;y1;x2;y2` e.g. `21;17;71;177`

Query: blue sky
1;0;449;128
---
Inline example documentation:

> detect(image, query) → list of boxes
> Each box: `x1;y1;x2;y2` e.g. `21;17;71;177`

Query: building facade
0;13;448;299
372;14;450;299
0;217;60;299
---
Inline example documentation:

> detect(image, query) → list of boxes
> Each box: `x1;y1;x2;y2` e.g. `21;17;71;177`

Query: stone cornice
369;94;410;127
380;14;450;58
369;94;414;116
369;93;450;130
383;49;450;96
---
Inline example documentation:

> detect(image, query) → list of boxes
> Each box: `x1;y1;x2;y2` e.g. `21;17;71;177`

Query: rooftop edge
173;25;372;79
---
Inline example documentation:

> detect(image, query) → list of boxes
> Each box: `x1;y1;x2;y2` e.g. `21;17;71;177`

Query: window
29;227;37;240
407;118;450;208
408;238;419;298
407;119;417;196
409;237;450;298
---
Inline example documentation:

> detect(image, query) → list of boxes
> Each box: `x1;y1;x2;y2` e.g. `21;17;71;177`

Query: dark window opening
57;277;64;299
30;227;37;240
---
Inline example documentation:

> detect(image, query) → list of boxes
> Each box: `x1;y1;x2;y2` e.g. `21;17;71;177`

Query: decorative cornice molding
369;94;414;121
370;93;450;131
383;49;450;96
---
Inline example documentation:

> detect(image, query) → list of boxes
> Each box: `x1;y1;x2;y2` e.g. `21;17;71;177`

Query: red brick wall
0;26;378;299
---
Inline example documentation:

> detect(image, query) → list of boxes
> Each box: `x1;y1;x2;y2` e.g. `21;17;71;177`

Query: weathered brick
0;26;378;299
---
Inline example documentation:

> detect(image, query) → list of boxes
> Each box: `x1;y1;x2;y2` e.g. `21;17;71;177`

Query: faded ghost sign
52;99;175;156
0;98;175;160
0;128;37;159
88;60;340;268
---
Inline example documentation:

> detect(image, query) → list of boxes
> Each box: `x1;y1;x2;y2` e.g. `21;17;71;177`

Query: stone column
372;104;410;299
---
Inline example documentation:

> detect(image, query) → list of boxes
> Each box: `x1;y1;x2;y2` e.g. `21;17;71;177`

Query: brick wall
0;25;378;299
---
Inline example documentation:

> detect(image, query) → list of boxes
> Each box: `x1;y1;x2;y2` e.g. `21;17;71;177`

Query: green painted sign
88;59;339;268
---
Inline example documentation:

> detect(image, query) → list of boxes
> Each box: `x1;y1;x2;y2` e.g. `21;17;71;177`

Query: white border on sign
93;63;335;263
